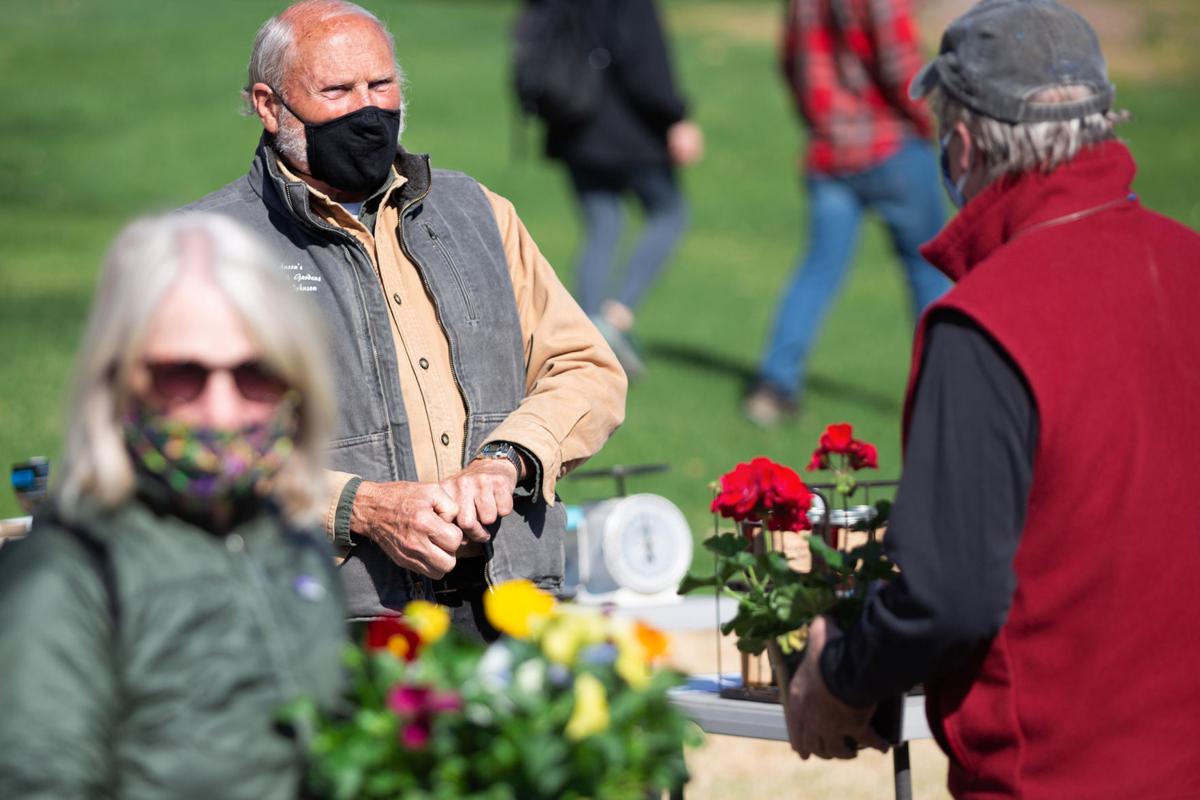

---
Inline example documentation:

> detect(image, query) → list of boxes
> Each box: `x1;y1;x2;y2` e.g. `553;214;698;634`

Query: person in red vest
782;1;1200;797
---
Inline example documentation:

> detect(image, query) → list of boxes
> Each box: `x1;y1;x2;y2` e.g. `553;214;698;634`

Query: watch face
478;442;520;473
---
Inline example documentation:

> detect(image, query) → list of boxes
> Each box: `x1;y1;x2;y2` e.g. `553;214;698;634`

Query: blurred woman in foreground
0;214;346;799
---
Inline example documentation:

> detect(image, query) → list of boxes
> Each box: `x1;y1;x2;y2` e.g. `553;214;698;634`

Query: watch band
476;441;523;477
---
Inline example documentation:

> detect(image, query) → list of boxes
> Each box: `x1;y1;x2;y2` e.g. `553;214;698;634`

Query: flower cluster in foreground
285;581;697;800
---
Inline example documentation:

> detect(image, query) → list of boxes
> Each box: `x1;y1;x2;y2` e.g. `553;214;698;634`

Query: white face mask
939;131;971;209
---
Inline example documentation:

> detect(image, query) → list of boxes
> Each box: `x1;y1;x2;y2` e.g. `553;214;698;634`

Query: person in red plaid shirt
743;0;950;426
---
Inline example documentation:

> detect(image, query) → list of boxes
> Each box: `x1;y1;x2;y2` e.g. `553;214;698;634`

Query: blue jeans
758;138;951;397
567;162;689;317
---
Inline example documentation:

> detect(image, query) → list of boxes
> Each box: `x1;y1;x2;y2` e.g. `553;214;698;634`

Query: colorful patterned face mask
123;399;299;515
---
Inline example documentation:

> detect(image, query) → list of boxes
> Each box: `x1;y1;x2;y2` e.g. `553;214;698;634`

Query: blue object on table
11;457;50;513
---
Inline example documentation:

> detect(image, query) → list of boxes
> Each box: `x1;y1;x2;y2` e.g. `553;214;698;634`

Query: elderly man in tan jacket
187;0;626;635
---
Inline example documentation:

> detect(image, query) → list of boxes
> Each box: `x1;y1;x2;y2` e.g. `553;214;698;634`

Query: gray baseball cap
909;0;1114;124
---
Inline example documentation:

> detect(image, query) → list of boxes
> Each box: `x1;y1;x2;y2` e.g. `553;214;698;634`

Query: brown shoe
741;383;798;428
592;316;646;380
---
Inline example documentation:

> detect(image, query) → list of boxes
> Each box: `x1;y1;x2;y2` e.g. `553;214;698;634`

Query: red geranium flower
808;423;878;472
711;457;812;531
711;459;762;521
823;423;854;451
847;441;878;470
365;617;423;662
388;684;463;749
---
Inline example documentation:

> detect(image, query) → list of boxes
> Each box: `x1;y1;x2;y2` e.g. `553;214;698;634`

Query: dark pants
566;161;689;317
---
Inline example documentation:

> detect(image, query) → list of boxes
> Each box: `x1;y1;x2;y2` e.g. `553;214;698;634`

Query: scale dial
600;494;693;595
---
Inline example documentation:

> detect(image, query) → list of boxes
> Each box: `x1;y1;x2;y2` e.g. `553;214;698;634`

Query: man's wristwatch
475;441;523;477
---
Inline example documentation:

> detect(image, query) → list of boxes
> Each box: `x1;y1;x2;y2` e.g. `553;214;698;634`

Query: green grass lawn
2;0;1198;568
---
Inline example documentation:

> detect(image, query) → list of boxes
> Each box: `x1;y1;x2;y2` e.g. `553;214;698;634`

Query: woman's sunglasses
144;359;289;404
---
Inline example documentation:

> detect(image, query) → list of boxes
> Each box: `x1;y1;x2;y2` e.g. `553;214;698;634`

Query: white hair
931;85;1128;180
272;107;311;168
241;0;407;127
56;213;336;527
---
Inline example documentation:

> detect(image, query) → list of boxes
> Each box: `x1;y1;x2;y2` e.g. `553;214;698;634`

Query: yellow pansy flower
615;647;650;689
483;579;556;639
404;600;450;645
540;609;608;665
611;621;651;690
778;626;808;655
565;673;610;741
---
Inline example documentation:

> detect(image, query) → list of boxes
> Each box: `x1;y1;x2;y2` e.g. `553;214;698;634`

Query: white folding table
668;675;930;800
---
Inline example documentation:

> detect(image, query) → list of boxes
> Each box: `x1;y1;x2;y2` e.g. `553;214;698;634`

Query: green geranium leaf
735;635;766;655
844;540;896;582
726;610;755;636
729;551;758;571
677;573;717;595
808;535;845;570
703;532;748;558
845;539;882;563
762;551;793;578
781;584;817;621
847;499;892;531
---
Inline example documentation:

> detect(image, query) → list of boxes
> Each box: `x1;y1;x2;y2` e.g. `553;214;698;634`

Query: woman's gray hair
931;85;1128;180
241;0;406;115
56;213;337;527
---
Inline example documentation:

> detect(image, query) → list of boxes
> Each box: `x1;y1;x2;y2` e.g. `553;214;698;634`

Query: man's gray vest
186;138;565;617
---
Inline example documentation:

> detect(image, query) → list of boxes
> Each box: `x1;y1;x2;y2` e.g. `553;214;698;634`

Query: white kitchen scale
561;464;693;606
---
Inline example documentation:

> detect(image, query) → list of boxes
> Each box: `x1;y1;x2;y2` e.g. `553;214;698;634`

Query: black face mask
274;93;401;195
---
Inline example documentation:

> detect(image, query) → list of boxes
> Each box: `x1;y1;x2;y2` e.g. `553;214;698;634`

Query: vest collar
921;140;1139;282
247;133;434;226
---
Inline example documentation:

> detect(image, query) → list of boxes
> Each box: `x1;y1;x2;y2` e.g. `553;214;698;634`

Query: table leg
893;742;912;800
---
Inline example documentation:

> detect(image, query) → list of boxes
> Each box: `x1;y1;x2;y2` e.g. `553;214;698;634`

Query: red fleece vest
905;142;1200;800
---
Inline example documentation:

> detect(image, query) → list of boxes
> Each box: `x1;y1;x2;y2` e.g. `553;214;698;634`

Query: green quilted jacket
0;494;346;799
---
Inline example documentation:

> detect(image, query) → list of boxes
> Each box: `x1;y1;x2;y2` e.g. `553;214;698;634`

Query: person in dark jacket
530;0;703;376
783;2;1200;798
0;213;347;799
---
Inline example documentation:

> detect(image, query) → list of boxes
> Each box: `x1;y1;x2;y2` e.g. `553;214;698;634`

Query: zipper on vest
423;223;479;321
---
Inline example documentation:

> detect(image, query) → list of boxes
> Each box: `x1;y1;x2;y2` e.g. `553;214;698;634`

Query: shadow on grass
806;374;903;415
644;340;903;414
643;341;757;383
